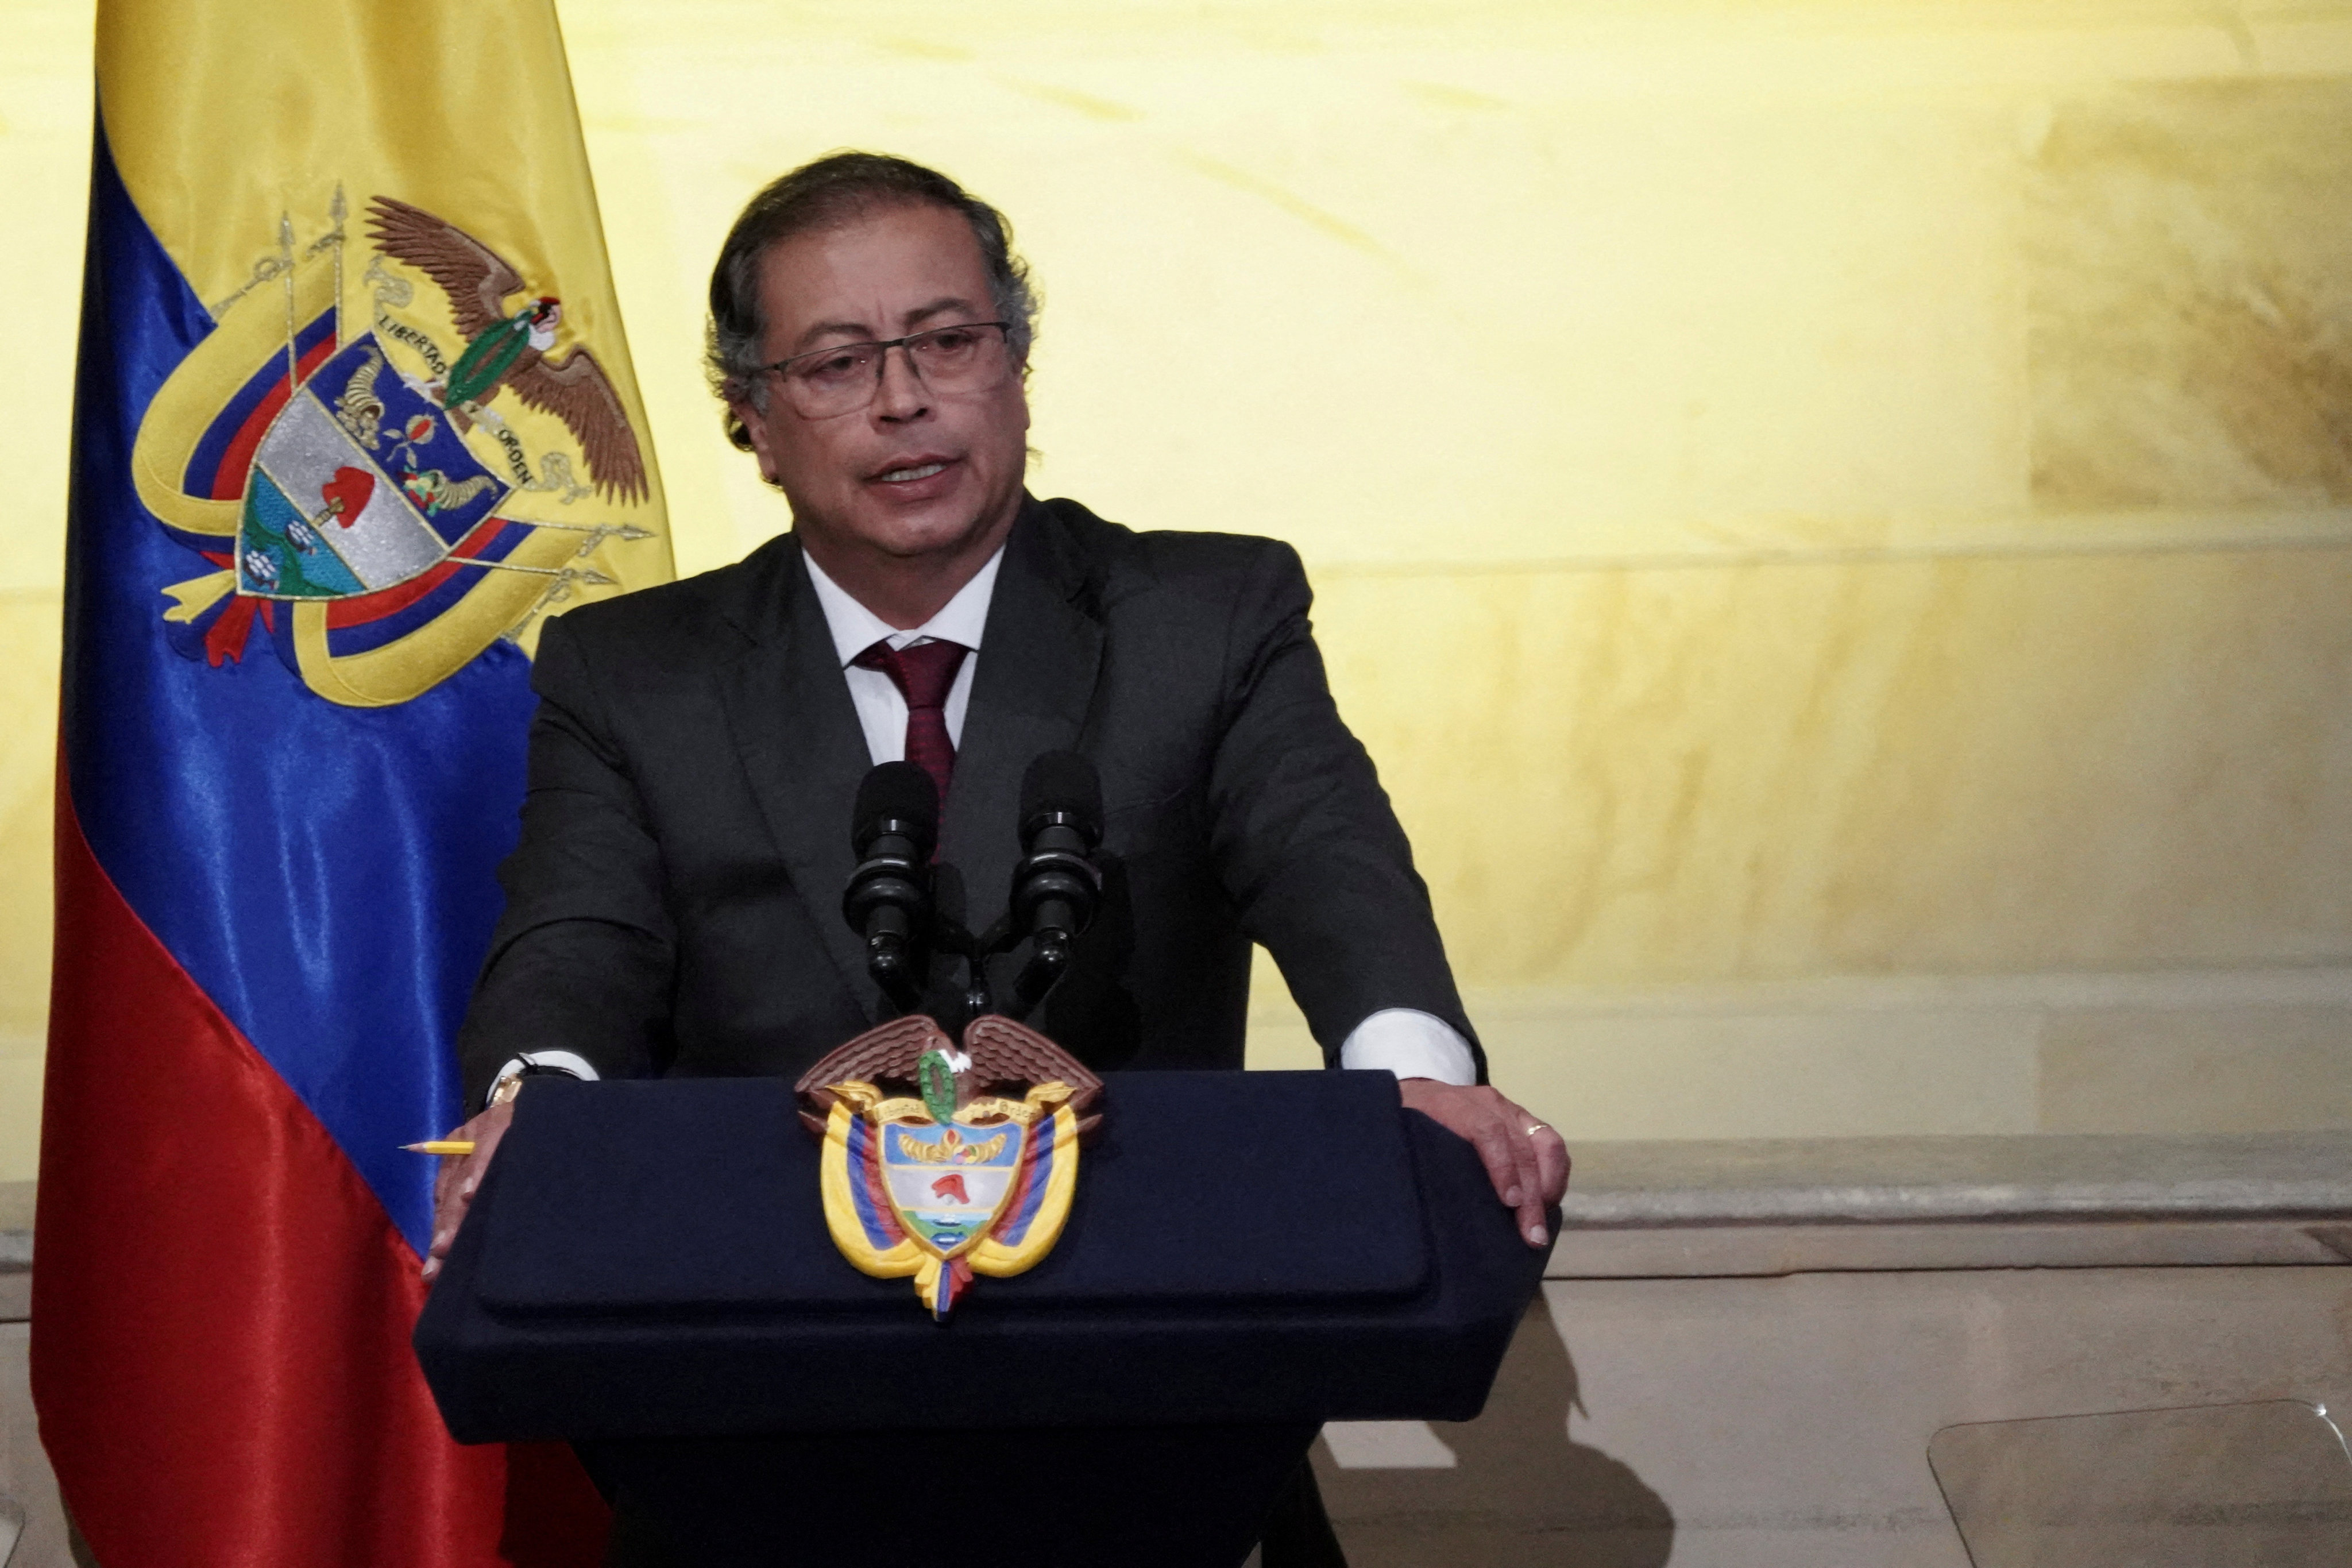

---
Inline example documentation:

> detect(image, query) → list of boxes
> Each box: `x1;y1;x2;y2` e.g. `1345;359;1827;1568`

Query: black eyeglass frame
759;320;1015;408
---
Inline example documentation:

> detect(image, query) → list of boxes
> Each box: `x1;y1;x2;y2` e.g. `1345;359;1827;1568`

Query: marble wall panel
2029;79;2352;511
574;10;2040;573
1313;547;2352;987
0;1;92;598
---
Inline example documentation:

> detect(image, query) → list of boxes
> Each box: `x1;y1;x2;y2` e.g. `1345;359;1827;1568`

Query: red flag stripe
33;775;523;1566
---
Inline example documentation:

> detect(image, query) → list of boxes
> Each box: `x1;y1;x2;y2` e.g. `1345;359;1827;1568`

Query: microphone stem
1007;929;1073;1021
868;933;924;1014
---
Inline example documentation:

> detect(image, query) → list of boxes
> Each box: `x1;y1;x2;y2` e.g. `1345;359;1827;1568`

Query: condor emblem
797;1016;1104;1320
129;189;659;707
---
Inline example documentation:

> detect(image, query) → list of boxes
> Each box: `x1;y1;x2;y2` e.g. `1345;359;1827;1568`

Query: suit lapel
943;501;1106;931
715;535;879;1020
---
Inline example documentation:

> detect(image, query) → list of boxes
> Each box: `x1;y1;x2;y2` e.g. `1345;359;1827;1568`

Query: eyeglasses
762;322;1014;418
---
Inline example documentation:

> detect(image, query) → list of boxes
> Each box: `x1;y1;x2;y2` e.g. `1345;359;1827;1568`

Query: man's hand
1397;1079;1570;1249
420;1100;515;1283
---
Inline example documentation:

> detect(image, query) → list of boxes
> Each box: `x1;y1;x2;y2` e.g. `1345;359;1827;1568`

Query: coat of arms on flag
797;1017;1105;1319
127;190;659;708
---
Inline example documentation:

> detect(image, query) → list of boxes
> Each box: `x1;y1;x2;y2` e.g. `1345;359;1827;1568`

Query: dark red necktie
852;637;970;807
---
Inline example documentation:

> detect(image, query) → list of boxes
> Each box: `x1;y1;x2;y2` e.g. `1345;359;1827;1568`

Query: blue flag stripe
66;128;533;1253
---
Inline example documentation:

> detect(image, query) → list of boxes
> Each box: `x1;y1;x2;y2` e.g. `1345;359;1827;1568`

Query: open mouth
875;460;950;484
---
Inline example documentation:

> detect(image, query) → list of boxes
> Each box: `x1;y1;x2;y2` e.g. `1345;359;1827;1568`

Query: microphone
1007;751;1103;1016
842;762;939;1013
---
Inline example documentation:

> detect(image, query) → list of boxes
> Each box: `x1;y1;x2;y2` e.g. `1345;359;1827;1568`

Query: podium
416;1069;1549;1566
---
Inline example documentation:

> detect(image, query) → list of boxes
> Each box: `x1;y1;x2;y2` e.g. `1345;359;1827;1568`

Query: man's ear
723;406;757;454
728;400;776;476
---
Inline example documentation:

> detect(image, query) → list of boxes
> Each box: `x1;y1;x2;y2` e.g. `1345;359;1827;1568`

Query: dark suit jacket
457;495;1478;1105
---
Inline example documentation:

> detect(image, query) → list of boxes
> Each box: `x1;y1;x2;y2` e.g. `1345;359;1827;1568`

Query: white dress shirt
804;548;1477;1087
803;543;998;764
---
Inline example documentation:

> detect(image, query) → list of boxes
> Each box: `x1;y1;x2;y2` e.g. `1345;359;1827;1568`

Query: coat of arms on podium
797;1017;1103;1320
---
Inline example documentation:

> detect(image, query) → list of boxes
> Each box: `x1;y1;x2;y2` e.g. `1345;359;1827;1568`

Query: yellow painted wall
7;0;2352;1176
0;0;86;1179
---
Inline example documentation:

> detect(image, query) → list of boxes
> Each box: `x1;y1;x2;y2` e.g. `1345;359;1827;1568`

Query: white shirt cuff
494;1049;603;1084
1338;1008;1478;1086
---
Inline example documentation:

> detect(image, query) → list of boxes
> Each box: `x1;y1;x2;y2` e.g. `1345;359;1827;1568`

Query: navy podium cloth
414;1069;1549;1566
576;1423;1327;1568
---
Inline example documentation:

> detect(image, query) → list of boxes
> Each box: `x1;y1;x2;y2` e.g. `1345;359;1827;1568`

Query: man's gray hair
706;151;1039;450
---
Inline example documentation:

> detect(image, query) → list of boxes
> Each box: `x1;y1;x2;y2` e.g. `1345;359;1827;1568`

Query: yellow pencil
403;1140;477;1156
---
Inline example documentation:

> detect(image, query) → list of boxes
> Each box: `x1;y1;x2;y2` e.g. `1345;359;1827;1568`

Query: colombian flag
36;2;669;1561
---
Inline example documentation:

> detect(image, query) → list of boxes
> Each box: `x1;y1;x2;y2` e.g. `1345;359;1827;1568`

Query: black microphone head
1019;751;1103;847
853;761;939;858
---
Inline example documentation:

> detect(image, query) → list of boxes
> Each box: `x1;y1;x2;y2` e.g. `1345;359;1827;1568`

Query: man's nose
872;343;930;420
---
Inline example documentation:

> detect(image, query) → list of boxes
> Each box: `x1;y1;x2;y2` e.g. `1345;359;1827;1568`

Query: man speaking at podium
424;152;1569;1561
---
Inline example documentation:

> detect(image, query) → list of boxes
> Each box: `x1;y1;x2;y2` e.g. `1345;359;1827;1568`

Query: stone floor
0;1180;56;1568
0;1324;69;1568
1315;1266;2352;1566
1310;1129;2352;1566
